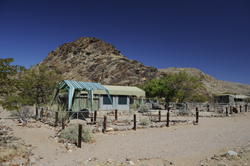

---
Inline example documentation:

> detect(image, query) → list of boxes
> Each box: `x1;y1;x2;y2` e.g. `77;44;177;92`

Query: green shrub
60;125;94;143
140;117;150;126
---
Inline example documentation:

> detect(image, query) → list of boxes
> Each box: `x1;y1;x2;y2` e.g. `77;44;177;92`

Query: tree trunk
165;98;170;110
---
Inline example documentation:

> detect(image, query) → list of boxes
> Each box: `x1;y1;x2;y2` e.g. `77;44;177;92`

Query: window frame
118;96;127;105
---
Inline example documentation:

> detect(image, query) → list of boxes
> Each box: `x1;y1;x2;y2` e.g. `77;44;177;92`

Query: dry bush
139;117;150;126
19;106;33;123
60;125;94;143
138;104;150;113
10;110;19;116
178;108;190;116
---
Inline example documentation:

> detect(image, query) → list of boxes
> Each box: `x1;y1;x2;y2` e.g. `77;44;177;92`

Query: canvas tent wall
58;92;100;111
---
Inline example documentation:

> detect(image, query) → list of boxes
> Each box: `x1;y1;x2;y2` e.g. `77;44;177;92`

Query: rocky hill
33;37;160;86
32;36;250;96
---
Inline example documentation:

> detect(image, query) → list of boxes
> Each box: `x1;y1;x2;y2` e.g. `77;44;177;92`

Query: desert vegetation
60;125;94;143
0;58;62;113
141;71;205;109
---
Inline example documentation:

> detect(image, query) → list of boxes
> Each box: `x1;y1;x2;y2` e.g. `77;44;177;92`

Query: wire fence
37;102;250;128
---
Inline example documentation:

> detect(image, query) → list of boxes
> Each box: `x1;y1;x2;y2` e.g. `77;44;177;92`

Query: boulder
227;150;237;156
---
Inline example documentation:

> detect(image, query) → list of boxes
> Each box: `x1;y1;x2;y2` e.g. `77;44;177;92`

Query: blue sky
0;0;250;85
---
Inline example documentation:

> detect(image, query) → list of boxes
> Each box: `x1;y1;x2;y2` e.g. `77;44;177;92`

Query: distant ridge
159;67;250;95
31;37;250;96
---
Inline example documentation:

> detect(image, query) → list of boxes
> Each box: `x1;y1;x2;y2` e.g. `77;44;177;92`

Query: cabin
56;81;145;112
214;94;249;104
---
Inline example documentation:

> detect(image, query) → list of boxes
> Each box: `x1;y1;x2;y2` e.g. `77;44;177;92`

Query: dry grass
0;135;30;162
0;123;31;163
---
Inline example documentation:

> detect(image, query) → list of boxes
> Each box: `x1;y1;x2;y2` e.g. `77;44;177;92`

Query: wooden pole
91;115;93;122
226;107;228;116
159;111;161;122
103;115;107;134
94;111;97;122
196;107;199;123
167;107;170;127
240;105;242;112
134;114;136;131
55;112;58;125
115;109;118;121
78;124;82;148
62;118;65;130
246;104;248;112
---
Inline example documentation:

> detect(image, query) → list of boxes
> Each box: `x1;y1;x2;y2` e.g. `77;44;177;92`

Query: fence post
159;111;161;122
94;111;97;122
103;115;107;134
62;118;65;130
115;109;118;121
230;106;232;114
55;112;58;126
134;114;136;131
240;105;242;112
167;107;170;127
91;114;93;122
226;107;228;116
246;104;248;112
78;124;82;148
196;107;199;123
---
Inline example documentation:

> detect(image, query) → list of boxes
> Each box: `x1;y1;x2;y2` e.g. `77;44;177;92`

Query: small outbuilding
55;81;145;112
214;94;249;104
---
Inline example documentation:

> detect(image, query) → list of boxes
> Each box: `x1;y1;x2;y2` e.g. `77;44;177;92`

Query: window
118;96;127;105
103;95;112;105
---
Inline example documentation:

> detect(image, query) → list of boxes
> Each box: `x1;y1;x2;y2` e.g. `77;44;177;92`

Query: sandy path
1;108;250;166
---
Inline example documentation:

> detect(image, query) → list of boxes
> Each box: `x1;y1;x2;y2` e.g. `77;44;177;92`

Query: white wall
99;95;129;111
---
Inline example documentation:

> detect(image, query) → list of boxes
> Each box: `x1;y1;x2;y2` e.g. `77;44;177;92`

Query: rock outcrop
33;37;159;86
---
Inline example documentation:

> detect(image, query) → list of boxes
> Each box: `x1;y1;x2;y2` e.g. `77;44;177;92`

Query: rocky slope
32;36;250;96
33;37;160;86
159;67;250;95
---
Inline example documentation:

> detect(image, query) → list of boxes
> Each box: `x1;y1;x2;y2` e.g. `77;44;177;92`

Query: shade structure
53;80;113;111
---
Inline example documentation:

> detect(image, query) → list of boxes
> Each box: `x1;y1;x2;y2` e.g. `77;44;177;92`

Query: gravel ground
1;107;250;166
